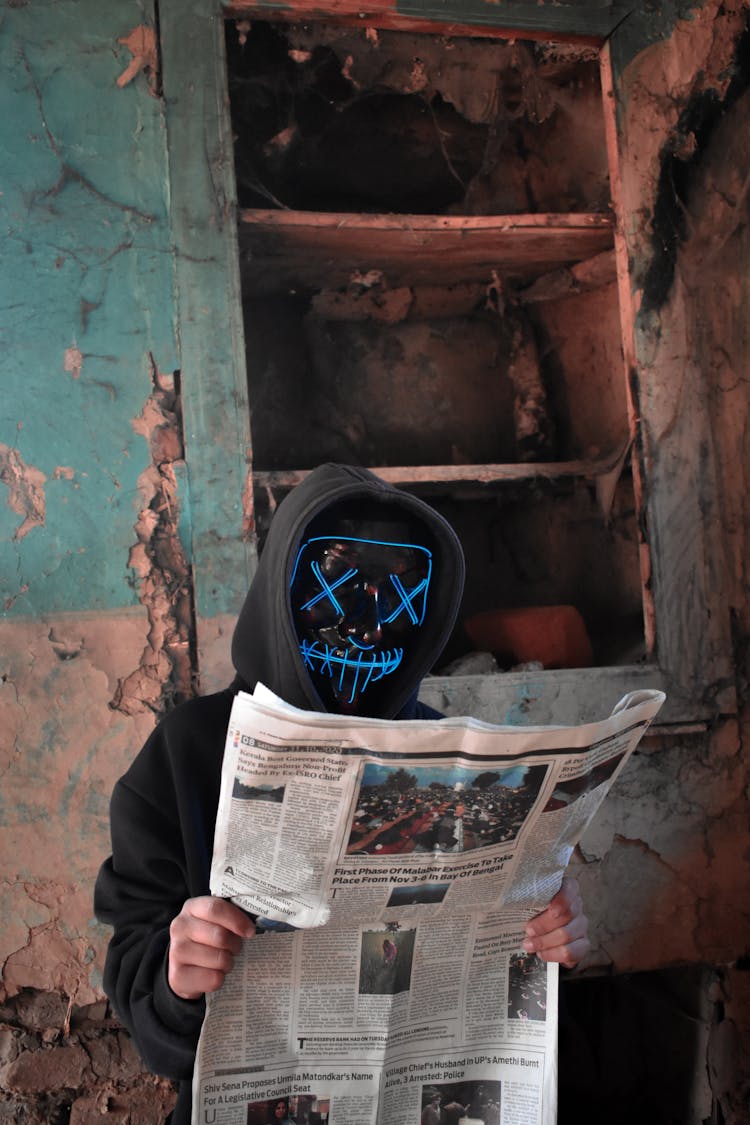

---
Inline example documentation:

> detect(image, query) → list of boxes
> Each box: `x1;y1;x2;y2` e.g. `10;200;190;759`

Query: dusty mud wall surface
567;3;750;1120
574;0;750;966
0;617;179;1123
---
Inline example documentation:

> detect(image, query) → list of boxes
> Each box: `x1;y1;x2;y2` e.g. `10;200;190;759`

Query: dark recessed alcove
226;20;611;216
228;17;646;672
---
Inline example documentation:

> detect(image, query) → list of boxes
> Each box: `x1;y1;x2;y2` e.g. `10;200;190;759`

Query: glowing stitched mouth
298;640;404;703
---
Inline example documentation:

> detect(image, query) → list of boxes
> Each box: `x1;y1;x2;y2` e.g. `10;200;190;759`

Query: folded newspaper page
193;686;664;1125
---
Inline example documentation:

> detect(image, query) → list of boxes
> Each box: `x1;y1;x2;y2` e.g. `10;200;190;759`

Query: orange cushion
463;605;593;669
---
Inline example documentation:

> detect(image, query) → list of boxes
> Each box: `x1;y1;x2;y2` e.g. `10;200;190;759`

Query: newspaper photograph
193;685;664;1125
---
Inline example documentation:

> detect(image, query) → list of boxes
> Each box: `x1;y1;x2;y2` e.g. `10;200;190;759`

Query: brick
0;1025;19;1068
70;1095;128;1124
12;990;69;1033
83;1031;142;1083
4;1042;89;1093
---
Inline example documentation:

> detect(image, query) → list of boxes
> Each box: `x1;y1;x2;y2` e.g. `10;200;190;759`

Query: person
421;1093;441;1125
94;463;590;1124
442;1098;469;1125
382;937;398;966
271;1099;294;1124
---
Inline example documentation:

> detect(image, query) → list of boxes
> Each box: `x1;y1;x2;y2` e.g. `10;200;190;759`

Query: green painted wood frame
160;0;256;687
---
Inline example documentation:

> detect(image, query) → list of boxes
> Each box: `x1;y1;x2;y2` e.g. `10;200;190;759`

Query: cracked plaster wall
566;0;750;975
567;5;750;1116
0;0;185;1118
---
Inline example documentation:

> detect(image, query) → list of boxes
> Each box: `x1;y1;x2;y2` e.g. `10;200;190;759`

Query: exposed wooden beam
160;0;257;681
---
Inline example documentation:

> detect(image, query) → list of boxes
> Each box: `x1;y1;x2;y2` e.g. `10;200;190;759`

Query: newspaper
193;685;664;1125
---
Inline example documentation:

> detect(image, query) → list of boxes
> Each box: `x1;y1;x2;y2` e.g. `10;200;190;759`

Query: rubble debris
438;650;500;676
519;250;617;304
312;285;413;324
0;988;175;1123
505;308;554;461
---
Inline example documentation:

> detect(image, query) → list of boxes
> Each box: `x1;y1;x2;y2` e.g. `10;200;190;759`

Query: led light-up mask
290;524;433;712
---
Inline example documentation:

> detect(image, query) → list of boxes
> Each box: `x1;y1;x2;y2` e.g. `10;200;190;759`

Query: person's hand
522;876;590;968
168;896;255;1000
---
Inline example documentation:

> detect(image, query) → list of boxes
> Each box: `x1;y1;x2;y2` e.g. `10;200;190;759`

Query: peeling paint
111;358;194;716
572;718;750;971
116;25;160;96
0;444;46;542
641;15;750;314
62;346;83;380
1;0;178;620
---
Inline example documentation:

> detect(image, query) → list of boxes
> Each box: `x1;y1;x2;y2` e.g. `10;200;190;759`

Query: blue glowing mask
290;533;432;711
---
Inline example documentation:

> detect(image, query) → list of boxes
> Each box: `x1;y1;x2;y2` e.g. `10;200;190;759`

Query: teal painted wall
0;0;177;617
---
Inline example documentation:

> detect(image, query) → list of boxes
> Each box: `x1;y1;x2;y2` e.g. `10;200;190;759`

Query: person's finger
168;961;231;999
522;910;588;954
171;912;245;956
168;897;255;999
525;877;582;937
534;935;591;969
181;895;255;938
170;935;239;973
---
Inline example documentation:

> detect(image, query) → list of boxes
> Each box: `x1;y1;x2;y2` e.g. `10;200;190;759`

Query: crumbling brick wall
0;992;175;1125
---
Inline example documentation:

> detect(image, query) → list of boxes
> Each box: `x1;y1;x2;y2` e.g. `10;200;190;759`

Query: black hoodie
94;464;465;1124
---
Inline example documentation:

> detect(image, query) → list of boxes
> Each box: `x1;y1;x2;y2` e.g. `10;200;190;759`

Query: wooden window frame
159;0;735;729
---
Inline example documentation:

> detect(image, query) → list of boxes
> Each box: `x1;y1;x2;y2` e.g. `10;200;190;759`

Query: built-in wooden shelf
238;209;615;294
253;452;625;491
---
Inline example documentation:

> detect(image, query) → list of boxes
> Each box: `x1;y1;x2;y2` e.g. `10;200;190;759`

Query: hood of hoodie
231;463;465;719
